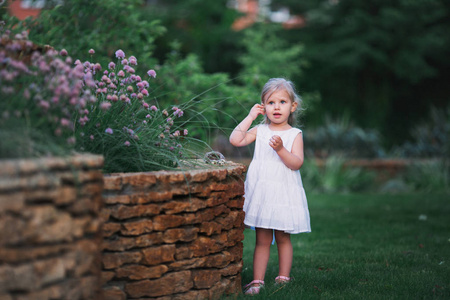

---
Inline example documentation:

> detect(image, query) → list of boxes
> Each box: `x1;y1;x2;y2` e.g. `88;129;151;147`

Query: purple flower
121;59;128;65
174;109;184;117
94;63;101;72
23;89;30;99
117;70;125;77
89;49;95;55
39;100;50;110
100;101;112;111
124;141;131;146
150;105;158;111
115;49;125;59
67;137;76;145
147;69;156;78
105;128;113;134
146;114;151;118
183;129;188;136
141;89;149;96
143;102;149;109
60;118;71;127
137;93;144;100
90;135;94;140
108;62;115;70
129;56;137;65
59;49;68;56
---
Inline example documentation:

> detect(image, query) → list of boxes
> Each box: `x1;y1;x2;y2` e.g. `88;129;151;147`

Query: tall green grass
232;193;449;299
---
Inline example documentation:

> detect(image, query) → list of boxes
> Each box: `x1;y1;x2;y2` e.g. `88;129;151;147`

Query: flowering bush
0;29;206;172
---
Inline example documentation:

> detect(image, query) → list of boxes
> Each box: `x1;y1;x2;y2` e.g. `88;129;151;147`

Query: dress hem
244;222;311;234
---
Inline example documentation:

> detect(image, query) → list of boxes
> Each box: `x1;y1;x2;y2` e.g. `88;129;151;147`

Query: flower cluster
0;29;89;147
0;29;193;171
74;49;189;160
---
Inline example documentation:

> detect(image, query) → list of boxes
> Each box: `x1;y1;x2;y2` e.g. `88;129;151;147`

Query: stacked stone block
102;163;247;300
0;154;104;300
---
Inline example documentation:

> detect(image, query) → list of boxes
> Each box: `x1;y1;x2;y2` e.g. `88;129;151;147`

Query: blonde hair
261;78;302;125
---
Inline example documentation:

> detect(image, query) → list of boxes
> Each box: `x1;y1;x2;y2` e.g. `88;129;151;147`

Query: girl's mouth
273;113;281;118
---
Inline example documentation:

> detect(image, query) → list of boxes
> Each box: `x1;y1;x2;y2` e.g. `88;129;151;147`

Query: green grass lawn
233;193;450;299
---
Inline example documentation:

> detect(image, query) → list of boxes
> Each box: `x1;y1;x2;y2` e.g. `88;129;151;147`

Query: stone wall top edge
0;153;104;176
104;161;247;179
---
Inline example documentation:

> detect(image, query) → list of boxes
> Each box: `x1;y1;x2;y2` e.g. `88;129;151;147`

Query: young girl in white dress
229;78;311;295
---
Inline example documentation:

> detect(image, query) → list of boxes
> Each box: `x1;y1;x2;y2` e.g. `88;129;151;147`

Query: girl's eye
281;100;286;104
268;102;274;105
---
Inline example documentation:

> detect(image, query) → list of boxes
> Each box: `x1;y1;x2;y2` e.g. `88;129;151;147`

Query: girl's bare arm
269;133;304;170
229;104;264;147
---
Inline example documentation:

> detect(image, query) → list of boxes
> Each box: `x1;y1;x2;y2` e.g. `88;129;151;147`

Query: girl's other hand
269;135;283;152
249;104;265;120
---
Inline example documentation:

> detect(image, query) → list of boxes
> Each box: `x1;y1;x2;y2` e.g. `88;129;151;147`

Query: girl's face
263;89;297;127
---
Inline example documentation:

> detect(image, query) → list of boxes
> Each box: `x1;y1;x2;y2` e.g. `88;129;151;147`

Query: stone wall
101;163;247;300
0;154;104;300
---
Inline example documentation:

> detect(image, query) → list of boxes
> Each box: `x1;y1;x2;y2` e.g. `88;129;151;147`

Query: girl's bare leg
252;228;273;281
275;230;293;277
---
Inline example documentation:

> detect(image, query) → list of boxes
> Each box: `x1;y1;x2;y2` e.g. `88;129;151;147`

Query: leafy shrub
395;106;450;159
0;30;207;172
403;160;449;193
301;156;377;193
304;116;385;159
3;0;166;70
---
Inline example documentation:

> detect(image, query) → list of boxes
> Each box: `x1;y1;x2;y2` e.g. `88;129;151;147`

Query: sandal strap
275;276;291;281
244;279;265;288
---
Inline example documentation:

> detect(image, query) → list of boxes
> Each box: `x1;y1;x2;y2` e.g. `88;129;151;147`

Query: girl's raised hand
269;135;283;152
249;103;265;120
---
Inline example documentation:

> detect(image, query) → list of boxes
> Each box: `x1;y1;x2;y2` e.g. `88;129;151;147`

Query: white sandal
275;275;293;285
244;279;265;295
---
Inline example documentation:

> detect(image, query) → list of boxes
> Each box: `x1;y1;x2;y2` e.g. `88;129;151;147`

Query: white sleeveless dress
243;124;311;234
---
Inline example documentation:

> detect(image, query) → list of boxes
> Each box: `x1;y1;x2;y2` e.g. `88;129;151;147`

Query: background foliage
2;0;449;162
272;0;450;146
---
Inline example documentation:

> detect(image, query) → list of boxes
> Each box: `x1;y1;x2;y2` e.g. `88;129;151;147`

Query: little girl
229;78;311;295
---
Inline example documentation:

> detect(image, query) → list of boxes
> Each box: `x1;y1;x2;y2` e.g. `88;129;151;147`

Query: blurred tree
3;0;166;67
143;0;244;75
238;24;304;88
271;0;450;145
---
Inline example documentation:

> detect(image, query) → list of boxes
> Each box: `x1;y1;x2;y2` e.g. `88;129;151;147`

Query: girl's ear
291;101;298;112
